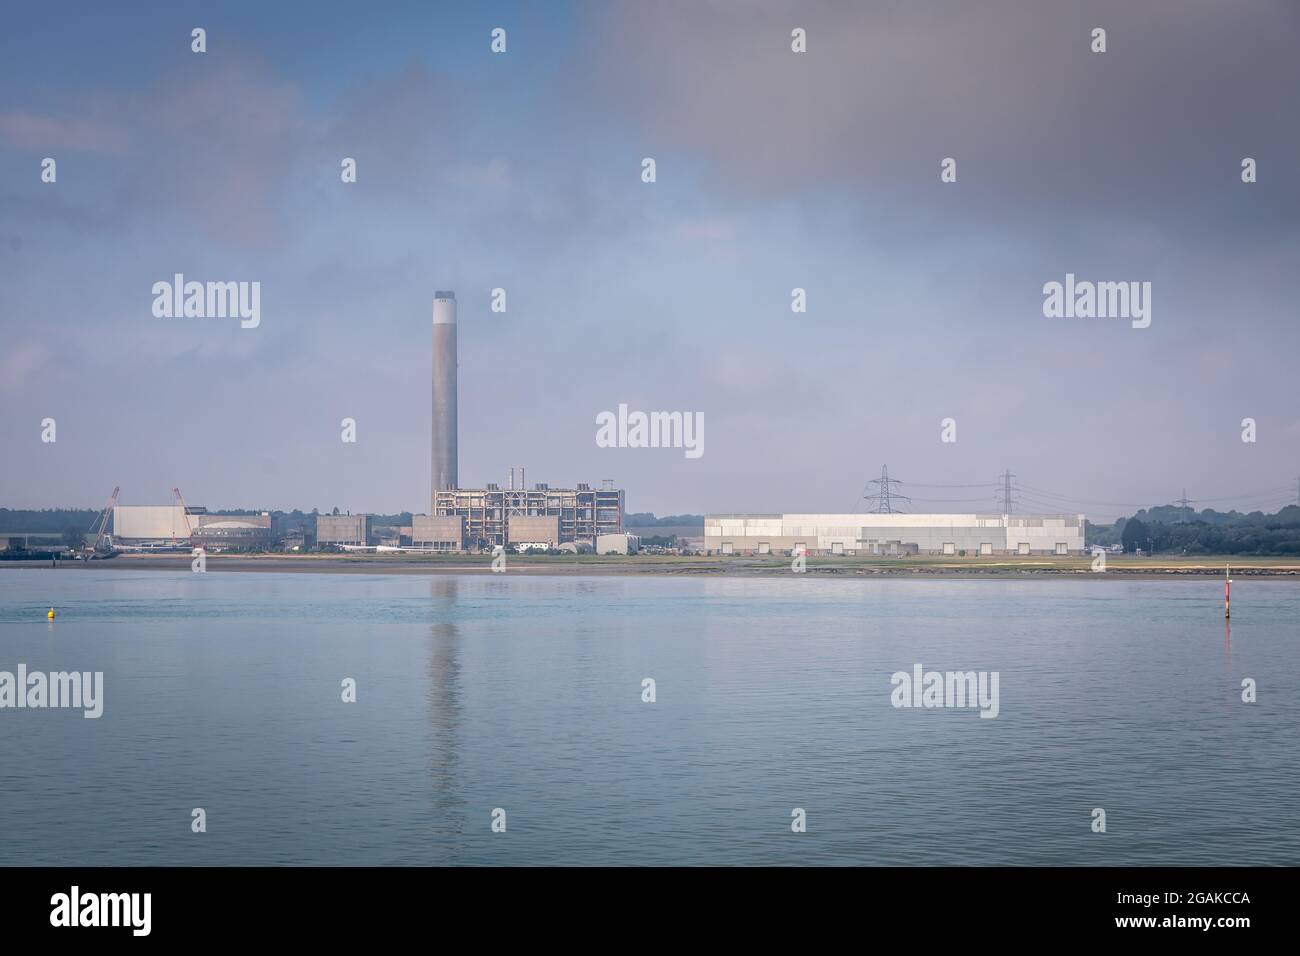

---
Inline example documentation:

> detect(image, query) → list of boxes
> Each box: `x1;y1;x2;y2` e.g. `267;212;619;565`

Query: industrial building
428;479;624;551
422;291;624;551
316;514;371;548
112;505;271;551
704;513;1087;556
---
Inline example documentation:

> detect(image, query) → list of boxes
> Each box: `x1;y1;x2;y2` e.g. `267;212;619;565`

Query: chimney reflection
427;575;463;856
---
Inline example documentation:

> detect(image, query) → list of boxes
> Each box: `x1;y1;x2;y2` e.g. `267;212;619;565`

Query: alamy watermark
152;274;260;329
0;665;103;718
595;403;704;459
890;664;999;719
1042;273;1150;329
50;886;150;936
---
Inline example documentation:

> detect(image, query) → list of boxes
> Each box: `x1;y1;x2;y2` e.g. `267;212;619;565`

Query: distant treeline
1090;505;1300;555
624;512;704;528
0;509;99;534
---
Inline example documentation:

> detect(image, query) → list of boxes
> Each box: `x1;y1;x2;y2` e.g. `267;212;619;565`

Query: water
0;569;1295;866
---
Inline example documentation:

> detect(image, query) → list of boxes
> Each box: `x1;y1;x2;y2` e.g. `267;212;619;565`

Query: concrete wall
508;515;559;545
317;514;370;546
412;515;463;548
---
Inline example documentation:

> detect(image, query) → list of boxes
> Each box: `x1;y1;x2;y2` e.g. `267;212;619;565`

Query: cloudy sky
2;0;1297;520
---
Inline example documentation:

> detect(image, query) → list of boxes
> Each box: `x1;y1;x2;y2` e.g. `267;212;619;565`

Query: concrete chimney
432;292;457;504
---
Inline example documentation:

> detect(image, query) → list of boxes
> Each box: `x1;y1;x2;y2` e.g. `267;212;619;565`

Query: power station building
704;513;1087;556
429;480;624;551
421;291;624;551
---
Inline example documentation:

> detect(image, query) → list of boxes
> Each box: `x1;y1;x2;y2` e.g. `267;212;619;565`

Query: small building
596;532;640;555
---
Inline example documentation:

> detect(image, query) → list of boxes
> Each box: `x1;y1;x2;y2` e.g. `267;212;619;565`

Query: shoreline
3;553;1298;579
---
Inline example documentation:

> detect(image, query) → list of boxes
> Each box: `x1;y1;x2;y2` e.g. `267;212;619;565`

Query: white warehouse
704;513;1087;556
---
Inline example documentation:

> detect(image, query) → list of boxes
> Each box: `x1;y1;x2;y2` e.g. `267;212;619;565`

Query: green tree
1121;517;1151;554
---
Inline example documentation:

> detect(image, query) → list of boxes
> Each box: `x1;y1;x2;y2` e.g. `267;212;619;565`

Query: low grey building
316;514;371;548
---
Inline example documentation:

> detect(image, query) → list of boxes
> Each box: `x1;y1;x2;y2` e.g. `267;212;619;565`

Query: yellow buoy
47;607;55;620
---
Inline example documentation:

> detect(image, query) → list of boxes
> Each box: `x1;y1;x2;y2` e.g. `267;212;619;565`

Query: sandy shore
4;553;1298;579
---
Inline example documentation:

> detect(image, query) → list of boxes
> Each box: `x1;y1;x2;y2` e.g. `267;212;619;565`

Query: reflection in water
427;576;463;859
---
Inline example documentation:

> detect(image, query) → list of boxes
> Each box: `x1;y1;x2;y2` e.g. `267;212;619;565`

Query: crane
85;486;119;559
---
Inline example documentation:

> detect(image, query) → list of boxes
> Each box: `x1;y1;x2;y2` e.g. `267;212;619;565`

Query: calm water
0;569;1296;866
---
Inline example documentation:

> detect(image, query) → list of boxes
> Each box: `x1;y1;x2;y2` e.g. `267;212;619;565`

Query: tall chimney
432;292;457;506
509;467;514;491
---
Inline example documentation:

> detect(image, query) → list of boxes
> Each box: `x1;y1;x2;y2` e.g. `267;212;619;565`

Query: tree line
1110;504;1300;555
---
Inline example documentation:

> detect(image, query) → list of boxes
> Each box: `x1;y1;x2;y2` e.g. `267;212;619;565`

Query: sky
1;0;1298;521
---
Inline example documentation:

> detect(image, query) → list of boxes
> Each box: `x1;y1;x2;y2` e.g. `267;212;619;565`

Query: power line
845;473;1300;517
907;496;1001;504
1018;482;1295;508
896;482;999;489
